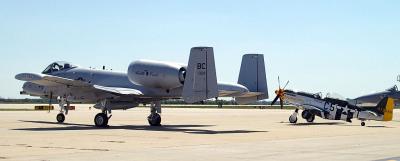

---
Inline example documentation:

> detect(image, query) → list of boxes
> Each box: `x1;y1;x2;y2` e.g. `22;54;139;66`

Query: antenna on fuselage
397;75;400;82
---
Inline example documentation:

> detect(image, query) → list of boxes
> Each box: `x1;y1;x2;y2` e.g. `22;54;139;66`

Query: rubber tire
306;115;315;123
94;113;108;127
56;113;65;123
301;110;311;120
148;113;162;126
361;122;366;126
289;115;297;124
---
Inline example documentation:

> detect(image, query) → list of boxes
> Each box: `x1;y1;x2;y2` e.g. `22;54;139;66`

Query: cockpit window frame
42;61;77;74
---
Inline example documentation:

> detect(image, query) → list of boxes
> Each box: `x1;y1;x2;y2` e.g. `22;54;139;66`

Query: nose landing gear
148;101;162;126
56;96;70;123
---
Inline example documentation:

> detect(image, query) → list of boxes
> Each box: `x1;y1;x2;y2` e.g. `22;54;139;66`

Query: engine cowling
127;60;186;89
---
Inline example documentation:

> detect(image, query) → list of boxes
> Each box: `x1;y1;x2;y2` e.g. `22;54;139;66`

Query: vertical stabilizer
377;97;394;121
182;47;218;103
236;54;268;104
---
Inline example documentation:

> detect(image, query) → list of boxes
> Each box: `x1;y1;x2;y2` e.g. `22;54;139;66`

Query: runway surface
0;104;399;161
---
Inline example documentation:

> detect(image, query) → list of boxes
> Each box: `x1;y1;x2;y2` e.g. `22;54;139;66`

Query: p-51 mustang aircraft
271;81;394;126
15;47;268;127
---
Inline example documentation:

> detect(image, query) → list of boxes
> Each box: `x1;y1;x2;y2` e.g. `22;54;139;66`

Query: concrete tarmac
0;104;399;161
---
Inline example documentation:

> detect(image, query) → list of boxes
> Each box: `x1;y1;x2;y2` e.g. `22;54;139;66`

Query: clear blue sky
1;0;399;99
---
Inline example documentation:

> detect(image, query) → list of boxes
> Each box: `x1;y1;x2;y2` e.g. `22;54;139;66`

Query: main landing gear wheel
94;113;109;127
148;113;161;126
289;115;297;123
56;113;65;123
289;109;299;124
301;110;311;119
306;115;315;123
361;122;366;126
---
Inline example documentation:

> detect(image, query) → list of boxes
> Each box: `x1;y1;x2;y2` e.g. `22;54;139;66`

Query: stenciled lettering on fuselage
135;70;159;77
196;63;207;76
323;102;356;122
197;63;206;70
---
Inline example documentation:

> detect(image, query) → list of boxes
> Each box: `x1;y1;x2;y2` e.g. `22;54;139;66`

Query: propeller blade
278;76;281;89
271;95;279;106
279;98;284;109
283;80;290;90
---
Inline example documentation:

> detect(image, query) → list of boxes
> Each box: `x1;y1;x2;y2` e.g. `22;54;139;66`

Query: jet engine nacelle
127;60;186;89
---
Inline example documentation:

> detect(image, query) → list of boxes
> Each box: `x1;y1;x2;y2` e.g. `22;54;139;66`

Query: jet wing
15;73;90;87
93;85;143;95
16;73;143;96
235;92;264;98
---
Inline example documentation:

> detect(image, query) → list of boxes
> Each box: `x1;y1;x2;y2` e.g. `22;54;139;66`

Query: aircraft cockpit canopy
325;92;347;101
297;91;322;99
42;61;77;74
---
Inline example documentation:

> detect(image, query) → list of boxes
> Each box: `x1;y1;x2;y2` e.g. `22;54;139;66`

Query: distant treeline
0;98;52;104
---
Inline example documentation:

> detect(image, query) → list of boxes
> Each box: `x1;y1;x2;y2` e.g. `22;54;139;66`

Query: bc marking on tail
182;47;218;103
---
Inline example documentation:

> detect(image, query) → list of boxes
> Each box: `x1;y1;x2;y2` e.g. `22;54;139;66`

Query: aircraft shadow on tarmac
282;122;394;128
285;122;345;126
13;120;268;134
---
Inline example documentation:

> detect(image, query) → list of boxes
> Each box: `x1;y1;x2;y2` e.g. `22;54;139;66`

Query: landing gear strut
289;109;299;123
148;101;162;126
94;99;112;127
56;96;70;123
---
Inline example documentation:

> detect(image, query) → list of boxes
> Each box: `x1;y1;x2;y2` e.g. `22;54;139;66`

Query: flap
93;85;143;95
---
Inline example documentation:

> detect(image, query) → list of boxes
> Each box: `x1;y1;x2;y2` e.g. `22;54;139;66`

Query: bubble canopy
42;61;77;74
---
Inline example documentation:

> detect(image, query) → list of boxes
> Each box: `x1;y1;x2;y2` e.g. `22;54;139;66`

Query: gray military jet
353;76;400;105
15;47;268;127
353;85;400;105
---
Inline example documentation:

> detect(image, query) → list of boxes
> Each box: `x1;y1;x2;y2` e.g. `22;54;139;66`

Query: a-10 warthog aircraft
271;81;394;126
353;85;400;106
15;47;268;127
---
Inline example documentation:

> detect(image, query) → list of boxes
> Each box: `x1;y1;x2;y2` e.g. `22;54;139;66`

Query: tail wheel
361;122;366;126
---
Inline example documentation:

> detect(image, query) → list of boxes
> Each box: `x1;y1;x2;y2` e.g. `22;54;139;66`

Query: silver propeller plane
271;81;394;126
15;47;269;127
